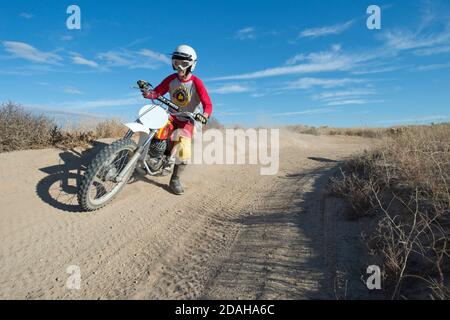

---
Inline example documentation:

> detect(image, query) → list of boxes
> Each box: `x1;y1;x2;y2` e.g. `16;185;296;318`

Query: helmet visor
172;51;193;61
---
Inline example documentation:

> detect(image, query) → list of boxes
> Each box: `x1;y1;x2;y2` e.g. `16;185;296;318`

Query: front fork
115;130;155;182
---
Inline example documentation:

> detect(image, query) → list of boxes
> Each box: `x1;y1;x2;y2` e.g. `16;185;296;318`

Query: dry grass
287;125;388;138
330;123;450;299
323;127;387;138
0;102;128;152
286;124;421;138
0;102;56;152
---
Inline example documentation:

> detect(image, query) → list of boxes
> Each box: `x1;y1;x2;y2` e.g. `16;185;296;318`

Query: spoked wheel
78;139;138;211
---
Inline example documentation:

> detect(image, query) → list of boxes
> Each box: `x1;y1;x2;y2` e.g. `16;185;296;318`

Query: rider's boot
170;164;186;195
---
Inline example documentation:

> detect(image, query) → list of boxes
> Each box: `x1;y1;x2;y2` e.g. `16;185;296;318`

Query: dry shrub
0;102;56;152
49;127;96;149
325;127;385;138
93;118;128;138
0;102;130;152
51;118;129;149
287;124;388;138
330;156;381;218
330;123;450;299
286;125;320;135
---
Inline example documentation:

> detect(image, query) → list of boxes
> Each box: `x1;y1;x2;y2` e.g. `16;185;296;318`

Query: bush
0;102;130;152
330;123;450;299
286;125;320;135
287;125;387;138
0;102;56;152
93;118;128;138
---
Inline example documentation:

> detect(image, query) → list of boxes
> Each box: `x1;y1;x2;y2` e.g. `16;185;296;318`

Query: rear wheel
77;139;138;211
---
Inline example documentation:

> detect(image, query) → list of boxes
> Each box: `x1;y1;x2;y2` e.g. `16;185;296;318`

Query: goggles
173;59;192;70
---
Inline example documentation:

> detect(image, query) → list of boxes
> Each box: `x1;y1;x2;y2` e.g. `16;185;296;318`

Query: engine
149;139;167;158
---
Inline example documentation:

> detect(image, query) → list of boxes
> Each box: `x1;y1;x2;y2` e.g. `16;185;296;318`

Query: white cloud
209;58;350;81
299;20;354;38
61;35;74;41
217;107;338;117
382;29;450;51
380;6;450;55
209;84;253;94
0;64;57;76
286;54;307;65
98;48;170;69
287;77;364;90
139;49;171;65
272;108;338;116
210;46;374;81
312;89;376;101
415;45;450;56
250;92;270;98
19;13;34;19
212;30;431;82
235;27;256;40
413;62;450;71
98;51;132;67
326;99;382;106
216;8;447;83
3;41;62;65
351;65;404;75
71;54;99;68
63;86;84;95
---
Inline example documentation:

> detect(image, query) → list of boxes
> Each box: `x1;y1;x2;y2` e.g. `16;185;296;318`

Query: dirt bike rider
141;45;213;195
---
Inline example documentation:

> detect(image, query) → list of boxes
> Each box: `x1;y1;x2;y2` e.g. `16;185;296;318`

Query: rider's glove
142;91;159;100
195;113;209;124
137;80;148;89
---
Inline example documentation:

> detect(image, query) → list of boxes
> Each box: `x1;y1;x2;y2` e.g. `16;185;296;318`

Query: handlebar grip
137;80;152;90
194;113;208;125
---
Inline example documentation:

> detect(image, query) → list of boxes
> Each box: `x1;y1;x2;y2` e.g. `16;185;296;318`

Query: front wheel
77;138;138;211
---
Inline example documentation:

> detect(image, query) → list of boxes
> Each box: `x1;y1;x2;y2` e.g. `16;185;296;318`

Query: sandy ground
0;129;379;299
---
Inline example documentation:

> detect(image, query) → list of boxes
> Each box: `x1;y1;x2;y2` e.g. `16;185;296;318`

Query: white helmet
172;44;198;74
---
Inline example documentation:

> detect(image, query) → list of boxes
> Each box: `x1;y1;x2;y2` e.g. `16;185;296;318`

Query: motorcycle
77;80;205;211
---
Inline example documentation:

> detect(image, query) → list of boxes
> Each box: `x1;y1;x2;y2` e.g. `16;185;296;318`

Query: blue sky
0;0;449;127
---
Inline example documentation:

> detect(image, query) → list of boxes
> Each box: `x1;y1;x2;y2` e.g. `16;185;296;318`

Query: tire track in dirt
200;166;335;299
0;130;374;299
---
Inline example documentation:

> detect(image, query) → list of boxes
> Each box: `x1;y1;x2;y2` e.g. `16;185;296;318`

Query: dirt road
0;129;376;299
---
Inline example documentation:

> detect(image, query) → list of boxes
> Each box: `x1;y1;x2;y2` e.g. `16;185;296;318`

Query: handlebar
137;80;180;112
171;111;197;123
136;80;206;125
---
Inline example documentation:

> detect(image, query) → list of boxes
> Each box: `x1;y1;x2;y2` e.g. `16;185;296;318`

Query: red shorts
170;115;195;138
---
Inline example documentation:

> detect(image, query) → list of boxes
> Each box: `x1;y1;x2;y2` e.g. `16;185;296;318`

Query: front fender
124;122;150;134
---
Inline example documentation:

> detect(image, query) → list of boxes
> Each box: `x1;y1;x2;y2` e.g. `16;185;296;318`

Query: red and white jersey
153;73;213;117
